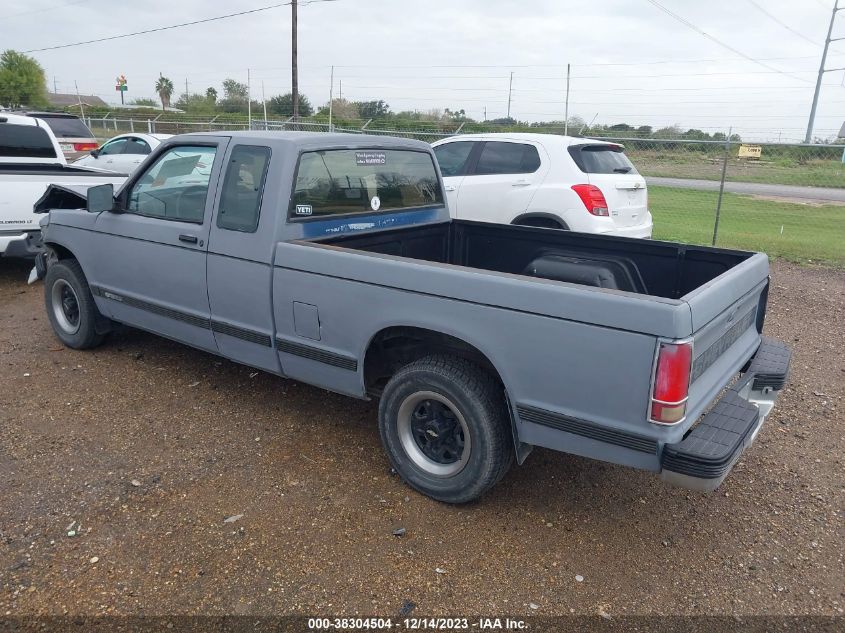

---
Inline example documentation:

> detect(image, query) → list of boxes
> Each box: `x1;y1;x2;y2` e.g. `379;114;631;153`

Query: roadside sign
738;144;762;159
115;74;128;104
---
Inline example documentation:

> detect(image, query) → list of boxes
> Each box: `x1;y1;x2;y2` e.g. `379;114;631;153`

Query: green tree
206;87;217;103
222;78;249;101
268;92;313;117
129;97;158;107
174;92;217;114
0;50;48;108
155;74;174;111
355;99;390;118
318;98;358;119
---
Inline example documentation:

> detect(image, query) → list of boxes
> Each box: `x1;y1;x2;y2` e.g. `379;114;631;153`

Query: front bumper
660;337;791;492
0;231;43;259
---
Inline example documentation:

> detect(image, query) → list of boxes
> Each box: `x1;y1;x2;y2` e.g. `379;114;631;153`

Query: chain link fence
83;114;845;266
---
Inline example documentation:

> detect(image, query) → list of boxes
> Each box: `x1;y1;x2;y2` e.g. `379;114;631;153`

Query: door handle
178;234;198;244
444;185;456;192
512;180;531;187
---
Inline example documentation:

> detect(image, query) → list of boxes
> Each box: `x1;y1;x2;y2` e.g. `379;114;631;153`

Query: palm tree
155;74;174;111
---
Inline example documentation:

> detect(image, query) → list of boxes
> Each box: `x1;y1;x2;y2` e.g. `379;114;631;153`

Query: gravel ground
0;258;842;618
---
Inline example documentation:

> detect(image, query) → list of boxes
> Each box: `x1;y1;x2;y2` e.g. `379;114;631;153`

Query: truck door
206;144;279;373
90;140;226;352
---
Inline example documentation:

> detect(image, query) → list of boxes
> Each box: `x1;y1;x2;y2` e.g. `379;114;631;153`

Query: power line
22;0;339;53
643;0;812;82
745;0;820;47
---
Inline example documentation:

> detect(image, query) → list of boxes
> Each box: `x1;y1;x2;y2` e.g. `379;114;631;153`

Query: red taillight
571;184;609;216
73;142;98;152
649;341;692;424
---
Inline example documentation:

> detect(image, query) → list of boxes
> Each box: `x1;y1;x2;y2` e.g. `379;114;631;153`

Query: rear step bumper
660;337;791;492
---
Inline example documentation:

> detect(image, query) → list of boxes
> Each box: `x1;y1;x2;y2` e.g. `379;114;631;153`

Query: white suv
432;133;652;238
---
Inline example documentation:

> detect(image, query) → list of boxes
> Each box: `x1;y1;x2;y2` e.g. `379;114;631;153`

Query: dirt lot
1;258;842;618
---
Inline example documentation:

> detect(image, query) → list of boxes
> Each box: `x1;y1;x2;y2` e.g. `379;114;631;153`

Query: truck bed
319;219;754;300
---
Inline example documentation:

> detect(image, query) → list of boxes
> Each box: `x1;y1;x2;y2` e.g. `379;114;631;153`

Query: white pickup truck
0;113;126;258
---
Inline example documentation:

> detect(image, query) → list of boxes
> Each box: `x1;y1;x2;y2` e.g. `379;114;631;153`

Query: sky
2;0;845;142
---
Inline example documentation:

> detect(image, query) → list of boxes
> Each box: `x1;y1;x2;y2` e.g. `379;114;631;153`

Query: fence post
712;129;732;246
130;119;134;133
147;119;152;133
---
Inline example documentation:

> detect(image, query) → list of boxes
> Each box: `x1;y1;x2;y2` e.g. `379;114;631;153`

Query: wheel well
512;214;568;230
44;242;75;260
364;326;502;396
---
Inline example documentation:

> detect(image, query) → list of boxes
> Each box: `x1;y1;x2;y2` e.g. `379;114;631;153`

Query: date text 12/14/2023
306;617;529;630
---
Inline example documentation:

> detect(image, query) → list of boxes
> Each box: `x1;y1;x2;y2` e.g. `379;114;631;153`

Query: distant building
46;93;108;109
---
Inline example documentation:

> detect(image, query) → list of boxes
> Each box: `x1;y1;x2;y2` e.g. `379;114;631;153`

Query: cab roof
185;130;434;152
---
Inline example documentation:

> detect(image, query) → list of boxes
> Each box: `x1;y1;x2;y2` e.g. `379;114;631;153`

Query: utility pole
291;0;299;120
564;63;571;136
339;78;342;101
247;68;252;130
185;78;189;101
328;65;334;131
483;106;487;122
262;81;268;129
506;71;513;120
805;1;844;143
74;80;85;121
53;76;57;93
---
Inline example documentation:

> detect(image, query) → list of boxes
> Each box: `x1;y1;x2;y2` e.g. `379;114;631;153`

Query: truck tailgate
681;252;770;428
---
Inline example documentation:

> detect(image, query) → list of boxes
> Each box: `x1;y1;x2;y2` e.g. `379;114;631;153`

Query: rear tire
378;355;514;503
44;259;107;350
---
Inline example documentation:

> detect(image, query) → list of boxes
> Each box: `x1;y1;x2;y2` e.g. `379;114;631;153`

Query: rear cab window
290;149;443;219
568;144;638;175
0;123;57;158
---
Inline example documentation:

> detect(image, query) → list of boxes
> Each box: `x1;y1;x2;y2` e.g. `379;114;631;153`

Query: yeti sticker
370;196;381;211
295;204;313;216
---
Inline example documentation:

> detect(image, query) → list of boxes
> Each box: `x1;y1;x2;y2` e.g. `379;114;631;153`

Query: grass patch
649;186;845;266
628;150;845;188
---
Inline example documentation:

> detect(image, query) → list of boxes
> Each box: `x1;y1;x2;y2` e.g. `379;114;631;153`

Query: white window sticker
355;151;386;166
295;204;313;216
370;196;381;211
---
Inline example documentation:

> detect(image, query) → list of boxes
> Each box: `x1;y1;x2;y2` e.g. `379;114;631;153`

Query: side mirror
87;183;115;213
90;148;101;158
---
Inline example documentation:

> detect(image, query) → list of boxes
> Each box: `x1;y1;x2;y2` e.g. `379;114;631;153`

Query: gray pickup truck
34;132;791;503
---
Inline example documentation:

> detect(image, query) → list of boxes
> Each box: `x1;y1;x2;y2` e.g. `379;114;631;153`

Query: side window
217;145;271;233
474;142;541;175
126;145;216;223
433;141;475;177
123;138;151;155
99;138;127;155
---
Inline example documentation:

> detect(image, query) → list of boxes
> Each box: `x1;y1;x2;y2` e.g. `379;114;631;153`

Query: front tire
44;259;106;350
378;355;514;503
